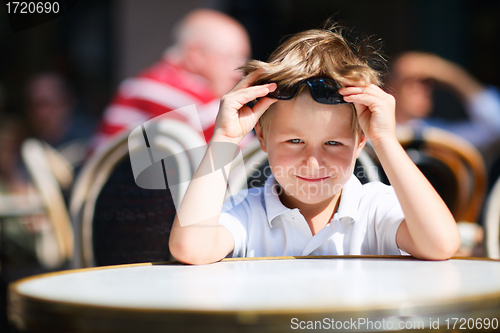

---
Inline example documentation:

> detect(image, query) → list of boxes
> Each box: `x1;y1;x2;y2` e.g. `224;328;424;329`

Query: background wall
1;0;500;121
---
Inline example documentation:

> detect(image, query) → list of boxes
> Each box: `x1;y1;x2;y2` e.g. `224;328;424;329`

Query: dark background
1;0;500;121
1;1;500;331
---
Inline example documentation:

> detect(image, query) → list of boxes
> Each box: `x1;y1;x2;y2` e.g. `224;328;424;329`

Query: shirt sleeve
427;86;500;148
467;86;500;135
218;189;252;258
370;183;406;255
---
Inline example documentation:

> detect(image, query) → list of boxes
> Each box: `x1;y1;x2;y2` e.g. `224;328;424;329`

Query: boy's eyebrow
276;128;354;141
274;126;307;137
277;126;303;134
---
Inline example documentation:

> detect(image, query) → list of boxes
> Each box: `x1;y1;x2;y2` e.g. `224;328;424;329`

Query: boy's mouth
296;175;330;182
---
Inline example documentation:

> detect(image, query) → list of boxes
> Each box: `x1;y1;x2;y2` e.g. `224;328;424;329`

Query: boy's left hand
339;84;396;144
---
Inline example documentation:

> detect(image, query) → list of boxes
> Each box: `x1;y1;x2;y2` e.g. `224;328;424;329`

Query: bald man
92;9;251;150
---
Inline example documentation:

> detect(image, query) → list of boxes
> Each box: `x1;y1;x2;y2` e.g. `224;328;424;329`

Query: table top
8;256;500;332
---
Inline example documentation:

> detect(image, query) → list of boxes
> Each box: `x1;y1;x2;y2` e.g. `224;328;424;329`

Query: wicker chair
69;119;206;267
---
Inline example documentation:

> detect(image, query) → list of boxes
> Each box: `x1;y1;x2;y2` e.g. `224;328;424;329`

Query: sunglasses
261;77;349;105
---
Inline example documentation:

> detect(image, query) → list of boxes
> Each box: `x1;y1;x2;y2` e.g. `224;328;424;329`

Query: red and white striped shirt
92;60;220;151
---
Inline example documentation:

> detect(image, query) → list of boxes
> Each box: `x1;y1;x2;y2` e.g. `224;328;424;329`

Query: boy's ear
355;133;368;159
254;122;267;153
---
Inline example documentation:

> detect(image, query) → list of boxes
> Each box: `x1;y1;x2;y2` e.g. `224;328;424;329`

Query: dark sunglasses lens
267;85;298;100
309;79;345;104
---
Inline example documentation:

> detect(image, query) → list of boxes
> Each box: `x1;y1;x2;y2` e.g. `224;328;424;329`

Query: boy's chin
293;193;340;205
280;186;342;206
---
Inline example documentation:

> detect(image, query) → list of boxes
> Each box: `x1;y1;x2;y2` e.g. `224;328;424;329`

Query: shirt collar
336;174;362;223
263;174;363;227
263;175;292;227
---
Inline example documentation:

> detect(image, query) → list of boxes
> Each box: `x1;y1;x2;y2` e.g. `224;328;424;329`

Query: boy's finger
343;91;395;112
340;79;369;88
339;84;384;97
342;93;378;107
229;83;276;105
339;86;368;95
339;87;362;96
231;68;267;91
251;97;278;119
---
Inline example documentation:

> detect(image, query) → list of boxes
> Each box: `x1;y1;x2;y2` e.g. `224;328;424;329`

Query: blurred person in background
24;72;97;166
0;118;28;196
388;51;500;155
0;82;34;263
0;90;61;269
91;8;251;151
0;118;39;264
387;52;500;256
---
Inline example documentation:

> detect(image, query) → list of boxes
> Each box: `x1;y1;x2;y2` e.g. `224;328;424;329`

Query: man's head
24;72;75;144
244;25;382;204
387;52;434;124
165;9;251;97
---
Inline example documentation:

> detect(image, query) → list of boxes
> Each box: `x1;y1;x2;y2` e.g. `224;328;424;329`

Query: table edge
8;255;500;332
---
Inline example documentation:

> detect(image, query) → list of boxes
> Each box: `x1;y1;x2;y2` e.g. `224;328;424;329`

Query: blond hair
241;24;386;138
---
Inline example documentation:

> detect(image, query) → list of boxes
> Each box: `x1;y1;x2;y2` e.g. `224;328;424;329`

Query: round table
8;256;500;332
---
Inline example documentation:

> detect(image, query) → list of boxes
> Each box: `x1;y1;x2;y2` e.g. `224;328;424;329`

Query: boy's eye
288;139;303;144
326;141;341;146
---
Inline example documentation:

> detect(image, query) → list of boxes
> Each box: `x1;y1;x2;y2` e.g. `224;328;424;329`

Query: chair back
395;126;487;223
70;119;206;267
484;175;500;259
21;139;75;266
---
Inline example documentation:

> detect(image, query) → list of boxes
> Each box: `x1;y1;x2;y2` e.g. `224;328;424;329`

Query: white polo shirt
219;174;405;257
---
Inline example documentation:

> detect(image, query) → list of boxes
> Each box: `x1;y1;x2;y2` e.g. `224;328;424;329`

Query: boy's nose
304;151;323;170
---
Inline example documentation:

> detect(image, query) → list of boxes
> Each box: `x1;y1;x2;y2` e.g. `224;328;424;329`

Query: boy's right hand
212;71;277;144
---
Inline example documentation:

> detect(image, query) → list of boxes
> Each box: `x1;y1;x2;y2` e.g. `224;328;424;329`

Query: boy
169;26;460;264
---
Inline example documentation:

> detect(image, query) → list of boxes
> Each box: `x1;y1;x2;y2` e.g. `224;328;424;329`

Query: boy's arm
341;84;460;260
169;72;277;265
371;135;460;259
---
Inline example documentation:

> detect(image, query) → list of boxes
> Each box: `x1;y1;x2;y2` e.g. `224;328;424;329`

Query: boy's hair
241;23;386;139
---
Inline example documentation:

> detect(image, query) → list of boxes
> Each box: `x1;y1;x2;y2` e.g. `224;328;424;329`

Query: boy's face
255;91;367;206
